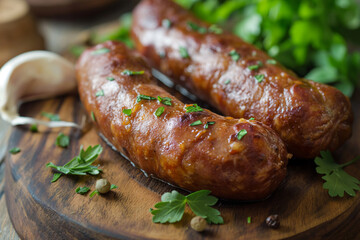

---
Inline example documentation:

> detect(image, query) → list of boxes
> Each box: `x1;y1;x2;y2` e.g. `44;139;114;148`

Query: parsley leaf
185;104;203;113
315;150;360;197
187;21;207;33
91;48;110;55
122;70;145;76
107;76;115;81
110;184;118;190
224;79;231;85
190;120;202;126
9;147;21;154
41;112;60;121
157;96;172;106
204;121;215;129
255;74;265;83
46;145;103;183
155;107;165;117
236;129;247;140
90;190;99;198
150;190;223;224
123;109;132;116
91;111;96;122
137;94;157;102
55;132;70;148
228;50;240;61
95;89;104;97
76;187;91;195
30;124;38;132
248;64;259;71
179;47;190;58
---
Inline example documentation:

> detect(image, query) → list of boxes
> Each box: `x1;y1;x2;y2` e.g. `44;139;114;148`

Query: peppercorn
190;216;207;232
265;214;280;229
95;179;111;194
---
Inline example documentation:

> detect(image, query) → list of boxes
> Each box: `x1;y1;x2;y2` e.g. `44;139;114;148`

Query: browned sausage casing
76;41;288;200
131;0;353;159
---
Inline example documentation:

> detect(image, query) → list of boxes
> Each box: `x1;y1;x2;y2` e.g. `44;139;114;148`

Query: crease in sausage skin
131;0;353;159
76;41;288;200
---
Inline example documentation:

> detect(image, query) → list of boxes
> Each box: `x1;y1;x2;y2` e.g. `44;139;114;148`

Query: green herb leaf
122;70;145;76
41;112;60;121
190;120;202;126
9;147;21;154
137;94;157;102
185;104;203;113
187;21;207;33
107;76;115;81
90;190;99;198
204;121;215;129
91;48;110;55
162;19;172;29
110;184;118;190
228;50;240;61
46;145;103;183
236;129;247;140
76;187;91;195
315;150;360;197
155;107;165;117
51;173;62;183
179;47;190;58
150;190;223;224
157;96;172;106
254;74;265;83
249;117;255;120
247;64;259;71
247;216;251;224
208;24;223;34
95;89;104;97
266;59;277;65
55;132;70;148
30;124;38;133
91;111;96;122
224;79;231;85
123;109;132;116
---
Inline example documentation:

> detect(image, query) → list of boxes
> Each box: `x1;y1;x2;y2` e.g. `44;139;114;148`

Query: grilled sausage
76;41;288;200
131;0;353;159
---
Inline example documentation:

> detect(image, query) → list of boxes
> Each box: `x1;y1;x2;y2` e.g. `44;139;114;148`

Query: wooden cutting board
4;81;360;239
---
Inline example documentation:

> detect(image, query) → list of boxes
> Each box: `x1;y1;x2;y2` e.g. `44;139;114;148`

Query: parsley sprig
315;150;360;197
150;190;223;224
185;104;203;113
46;145;103;183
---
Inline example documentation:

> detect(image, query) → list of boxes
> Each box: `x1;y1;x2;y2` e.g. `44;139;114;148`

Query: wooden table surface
0;2;138;239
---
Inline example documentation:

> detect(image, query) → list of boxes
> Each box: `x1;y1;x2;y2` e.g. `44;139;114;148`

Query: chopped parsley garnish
185;104;203;113
236;129;247;140
255;74;265;83
150;190;223;224
155;107;165;117
247;216;251;224
111;184;118;190
46;145;103;183
315;150;360;197
190;120;203;126
249;117;255;121
162;19;172;29
95;89;104;97
266;59;277;65
41;112;60;121
208;25;223;34
137;94;157;102
157;96;172;106
224;79;231;85
76;187;90;195
55;132;69;148
30;124;38;132
9;147;21;154
90;190;99;197
248;64;259;70
91;111;96;122
228;50;240;62
107;77;115;81
122;70;145;76
179;47;190;58
123;109;132;116
91;48;110;55
187;21;207;34
204;121;215;129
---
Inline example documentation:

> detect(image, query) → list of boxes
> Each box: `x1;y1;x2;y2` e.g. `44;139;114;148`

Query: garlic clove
0;50;80;128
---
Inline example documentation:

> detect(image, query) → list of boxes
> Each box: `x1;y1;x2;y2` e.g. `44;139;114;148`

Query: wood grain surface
4;85;360;239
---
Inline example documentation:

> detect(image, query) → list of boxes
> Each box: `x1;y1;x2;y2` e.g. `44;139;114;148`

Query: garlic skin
0;51;80;128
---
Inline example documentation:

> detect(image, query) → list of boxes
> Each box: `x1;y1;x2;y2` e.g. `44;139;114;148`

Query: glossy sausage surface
76;41;288;200
131;0;353;159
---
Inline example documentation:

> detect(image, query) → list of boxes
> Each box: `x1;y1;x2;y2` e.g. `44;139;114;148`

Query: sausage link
76;41;288;200
131;0;353;159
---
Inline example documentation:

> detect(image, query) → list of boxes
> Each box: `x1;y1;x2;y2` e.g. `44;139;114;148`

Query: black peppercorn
265;214;280;229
